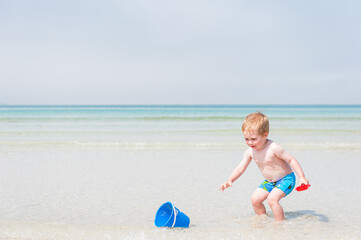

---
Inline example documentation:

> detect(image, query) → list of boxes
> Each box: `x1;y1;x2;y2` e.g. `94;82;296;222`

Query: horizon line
1;104;361;107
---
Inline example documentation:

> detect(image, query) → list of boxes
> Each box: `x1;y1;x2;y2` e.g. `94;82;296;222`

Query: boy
219;112;309;221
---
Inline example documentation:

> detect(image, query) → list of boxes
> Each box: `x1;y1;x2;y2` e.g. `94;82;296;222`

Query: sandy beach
0;105;360;239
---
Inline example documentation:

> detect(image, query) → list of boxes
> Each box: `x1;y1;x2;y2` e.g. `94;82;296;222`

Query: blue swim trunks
258;172;296;196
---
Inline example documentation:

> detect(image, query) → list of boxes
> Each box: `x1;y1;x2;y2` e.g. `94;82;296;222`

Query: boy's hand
219;180;233;192
299;176;309;186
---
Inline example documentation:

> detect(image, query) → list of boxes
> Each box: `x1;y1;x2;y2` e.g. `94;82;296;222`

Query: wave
1;116;361;122
1;128;360;136
1;141;360;151
1;104;360;110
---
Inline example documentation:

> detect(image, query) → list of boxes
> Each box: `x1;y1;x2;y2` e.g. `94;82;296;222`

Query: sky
0;0;360;105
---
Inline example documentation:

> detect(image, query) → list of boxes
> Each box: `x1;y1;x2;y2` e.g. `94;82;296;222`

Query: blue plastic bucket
154;202;190;228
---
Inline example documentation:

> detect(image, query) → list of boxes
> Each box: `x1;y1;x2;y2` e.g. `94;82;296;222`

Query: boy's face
243;131;268;150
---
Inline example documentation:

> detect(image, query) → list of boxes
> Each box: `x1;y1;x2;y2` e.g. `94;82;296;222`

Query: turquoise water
1;105;360;151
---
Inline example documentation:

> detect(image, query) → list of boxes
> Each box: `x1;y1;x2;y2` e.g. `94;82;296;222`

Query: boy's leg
267;188;286;221
251;188;269;216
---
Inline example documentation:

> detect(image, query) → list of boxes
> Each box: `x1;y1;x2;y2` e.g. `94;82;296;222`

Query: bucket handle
171;203;177;228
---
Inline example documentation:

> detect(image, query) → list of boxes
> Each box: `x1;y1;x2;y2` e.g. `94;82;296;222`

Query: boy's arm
273;143;309;185
219;149;252;191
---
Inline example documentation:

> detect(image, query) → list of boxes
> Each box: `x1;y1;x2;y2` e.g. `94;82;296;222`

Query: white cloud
1;0;360;104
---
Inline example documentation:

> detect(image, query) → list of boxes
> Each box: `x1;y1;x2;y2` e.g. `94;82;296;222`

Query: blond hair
242;112;269;135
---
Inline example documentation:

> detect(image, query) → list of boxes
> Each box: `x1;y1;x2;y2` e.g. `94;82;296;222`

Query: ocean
0;105;360;239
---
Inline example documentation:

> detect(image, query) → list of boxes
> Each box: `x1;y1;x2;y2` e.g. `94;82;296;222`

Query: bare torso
249;140;293;182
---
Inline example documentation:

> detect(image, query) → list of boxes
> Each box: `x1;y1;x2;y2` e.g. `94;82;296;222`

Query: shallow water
0;105;360;239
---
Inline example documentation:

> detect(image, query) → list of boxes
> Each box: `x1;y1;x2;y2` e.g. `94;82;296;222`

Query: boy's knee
251;193;265;205
267;195;279;207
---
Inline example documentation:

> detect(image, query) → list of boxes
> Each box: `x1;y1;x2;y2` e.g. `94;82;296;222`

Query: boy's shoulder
268;140;285;152
244;147;253;155
244;147;255;159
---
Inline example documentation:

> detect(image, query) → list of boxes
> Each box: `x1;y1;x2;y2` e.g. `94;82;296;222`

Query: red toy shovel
296;184;311;191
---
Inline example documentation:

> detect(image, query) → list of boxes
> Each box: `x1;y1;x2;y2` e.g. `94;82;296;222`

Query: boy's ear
264;132;269;138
